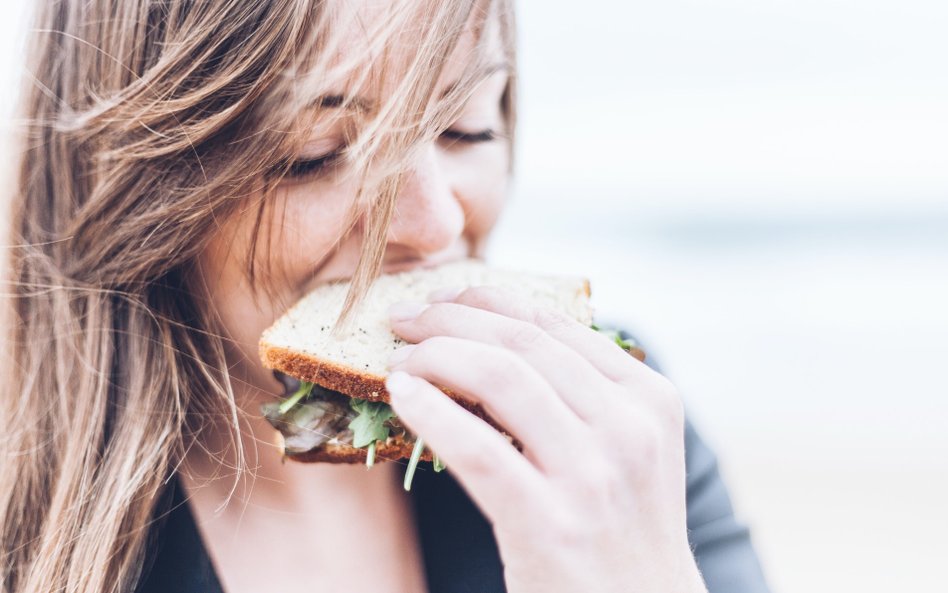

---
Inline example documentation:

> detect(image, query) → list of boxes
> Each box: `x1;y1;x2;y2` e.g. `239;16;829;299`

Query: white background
2;2;947;591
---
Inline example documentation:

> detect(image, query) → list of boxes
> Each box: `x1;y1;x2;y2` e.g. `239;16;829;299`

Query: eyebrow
311;61;510;113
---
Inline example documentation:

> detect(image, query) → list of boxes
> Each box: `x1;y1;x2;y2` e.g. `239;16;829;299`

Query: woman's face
198;9;510;397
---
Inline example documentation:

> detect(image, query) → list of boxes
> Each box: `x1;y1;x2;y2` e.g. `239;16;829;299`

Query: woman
1;1;769;592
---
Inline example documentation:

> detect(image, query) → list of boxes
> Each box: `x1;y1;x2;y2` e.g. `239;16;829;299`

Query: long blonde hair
0;1;516;591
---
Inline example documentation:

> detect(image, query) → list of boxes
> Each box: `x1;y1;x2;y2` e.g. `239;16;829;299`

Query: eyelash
283;128;498;180
285;152;342;179
439;128;498;144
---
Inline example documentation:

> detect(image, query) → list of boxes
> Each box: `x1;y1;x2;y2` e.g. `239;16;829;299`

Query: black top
136;418;770;593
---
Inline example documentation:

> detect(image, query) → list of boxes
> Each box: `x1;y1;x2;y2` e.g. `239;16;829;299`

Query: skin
187;6;508;593
387;291;707;593
191;3;708;593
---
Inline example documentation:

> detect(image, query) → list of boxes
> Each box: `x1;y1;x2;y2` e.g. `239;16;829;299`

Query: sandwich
258;259;643;489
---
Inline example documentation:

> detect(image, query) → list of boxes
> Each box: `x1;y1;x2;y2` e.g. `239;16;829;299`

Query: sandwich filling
261;326;641;489
262;379;435;489
262;383;408;455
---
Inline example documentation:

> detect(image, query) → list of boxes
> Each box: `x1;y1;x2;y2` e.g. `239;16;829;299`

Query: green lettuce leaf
278;381;314;415
348;399;395;448
592;324;639;353
403;437;426;491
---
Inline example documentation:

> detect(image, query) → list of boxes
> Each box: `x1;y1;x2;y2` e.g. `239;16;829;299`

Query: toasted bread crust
260;343;506;430
261;342;518;464
260;344;389;401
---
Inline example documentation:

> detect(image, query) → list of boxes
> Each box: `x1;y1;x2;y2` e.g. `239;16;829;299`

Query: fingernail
386;371;415;401
389;301;428;321
387;344;415;368
427;286;464;303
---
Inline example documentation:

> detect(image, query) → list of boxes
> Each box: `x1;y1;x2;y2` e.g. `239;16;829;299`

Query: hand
385;287;708;593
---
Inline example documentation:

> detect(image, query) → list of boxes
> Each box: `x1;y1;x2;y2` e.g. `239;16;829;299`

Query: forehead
324;0;506;101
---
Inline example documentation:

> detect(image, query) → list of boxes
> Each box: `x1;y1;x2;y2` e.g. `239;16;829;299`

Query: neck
179;378;401;515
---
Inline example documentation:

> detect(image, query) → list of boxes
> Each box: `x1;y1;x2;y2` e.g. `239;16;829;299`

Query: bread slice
259;258;593;463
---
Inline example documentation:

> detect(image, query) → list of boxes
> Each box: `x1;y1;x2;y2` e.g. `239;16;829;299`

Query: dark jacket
136;417;769;593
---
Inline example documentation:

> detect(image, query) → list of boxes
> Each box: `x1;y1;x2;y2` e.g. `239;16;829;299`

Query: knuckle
486;349;528;391
414;336;439;355
566;458;624;509
602;411;664;476
532;306;573;333
629;371;684;427
501;321;547;352
451;442;493;476
413;336;452;363
423;302;456;326
546;507;588;549
632;417;664;470
652;375;685;425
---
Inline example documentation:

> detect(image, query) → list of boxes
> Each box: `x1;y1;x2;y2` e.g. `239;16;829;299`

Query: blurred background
2;1;946;591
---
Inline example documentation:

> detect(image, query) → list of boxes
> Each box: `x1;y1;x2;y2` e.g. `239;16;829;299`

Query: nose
384;143;465;255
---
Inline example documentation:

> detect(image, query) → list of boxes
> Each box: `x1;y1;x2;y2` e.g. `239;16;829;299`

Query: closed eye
439;128;498;144
284;151;343;179
280;129;496;180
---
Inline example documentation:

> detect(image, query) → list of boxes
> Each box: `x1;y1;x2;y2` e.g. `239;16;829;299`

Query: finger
428;285;656;388
417;288;684;451
390;300;622;421
388;336;589;473
385;371;546;524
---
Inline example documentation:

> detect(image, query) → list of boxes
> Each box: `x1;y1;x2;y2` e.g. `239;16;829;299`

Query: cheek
196;150;506;389
196;183;357;387
269;181;357;293
197;212;279;389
